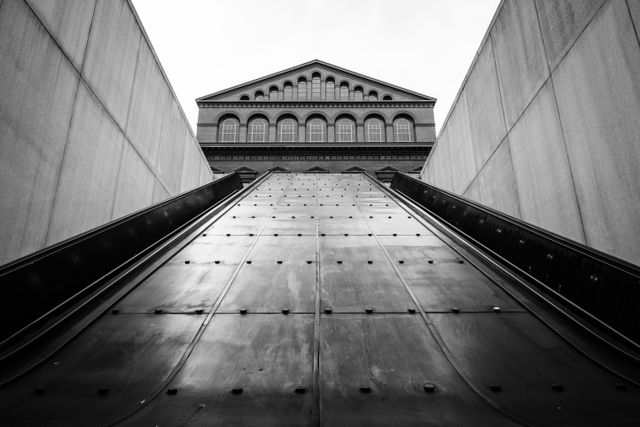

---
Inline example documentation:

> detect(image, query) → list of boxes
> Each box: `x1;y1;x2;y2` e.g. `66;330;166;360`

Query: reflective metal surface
1;173;640;426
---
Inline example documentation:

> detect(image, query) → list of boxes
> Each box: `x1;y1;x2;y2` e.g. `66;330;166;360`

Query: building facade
196;60;436;181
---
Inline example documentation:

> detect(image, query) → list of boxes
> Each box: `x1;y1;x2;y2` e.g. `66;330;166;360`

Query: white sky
131;0;500;134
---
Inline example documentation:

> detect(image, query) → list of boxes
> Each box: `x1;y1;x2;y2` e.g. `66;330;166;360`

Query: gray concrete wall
421;0;640;266
0;0;212;265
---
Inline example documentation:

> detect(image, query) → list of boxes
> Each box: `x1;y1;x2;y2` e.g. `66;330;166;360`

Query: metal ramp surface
1;173;639;426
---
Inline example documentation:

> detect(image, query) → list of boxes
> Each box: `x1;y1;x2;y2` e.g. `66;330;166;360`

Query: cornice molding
197;101;435;109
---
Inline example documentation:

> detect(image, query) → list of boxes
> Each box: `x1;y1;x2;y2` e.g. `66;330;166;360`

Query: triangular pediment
197;60;435;103
376;165;400;172
303;166;330;174
233;165;258;173
342;165;368;174
268;166;291;173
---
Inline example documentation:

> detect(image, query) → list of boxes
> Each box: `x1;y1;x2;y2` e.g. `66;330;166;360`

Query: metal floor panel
2;173;640;426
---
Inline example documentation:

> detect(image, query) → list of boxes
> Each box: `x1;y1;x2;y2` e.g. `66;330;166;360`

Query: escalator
1;172;639;426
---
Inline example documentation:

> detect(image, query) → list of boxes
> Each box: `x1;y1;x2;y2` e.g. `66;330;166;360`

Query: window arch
240;95;249;101
277;116;298;142
325;77;335;100
269;86;279;101
365;116;385;142
248;116;268;142
283;82;293;100
218;116;239;142
354;86;363;101
383;95;393;101
312;73;321;99
254;90;264;101
335;116;356;142
339;82;349;100
368;91;378;101
306;116;327;142
393;116;414;142
297;77;307;100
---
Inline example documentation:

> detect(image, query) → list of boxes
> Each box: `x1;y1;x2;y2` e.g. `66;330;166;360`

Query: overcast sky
131;0;500;134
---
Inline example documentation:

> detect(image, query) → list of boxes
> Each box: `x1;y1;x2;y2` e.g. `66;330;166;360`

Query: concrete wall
421;0;640;266
0;0;212;265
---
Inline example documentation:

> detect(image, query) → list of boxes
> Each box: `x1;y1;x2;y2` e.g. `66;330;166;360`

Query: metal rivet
344;233;349;237
360;385;371;393
493;306;501;313
416;233;421;237
365;307;373;314
195;308;204;315
166;387;178;395
34;386;46;395
349;216;353;219
111;309;120;315
282;308;290;315
552;384;564;392
393;233;397;236
368;233;372;237
452;307;460;313
408;308;416;314
226;233;231;237
321;233;326;236
274;233;278;237
154;308;163;314
324;308;332;314
489;384;501;392
239;308;247;315
298;233;302;237
424;383;436;393
249;233;254;237
184;260;190;264
97;387;109;396
330;216;333;219
295;386;306;394
231;387;243;395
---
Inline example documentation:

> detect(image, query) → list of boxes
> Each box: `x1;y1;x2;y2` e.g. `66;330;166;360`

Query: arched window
306;116;327;142
394;116;414;142
365;116;385;142
240;95;249;101
325;77;335;100
312;73;321;99
383;95;393;101
368;91;378;101
248;116;268;142
283;82;293;100
277;117;298;142
269;86;278;101
297;77;307;100
354;86;363;101
339;83;349;100
218;116;239;142
335;116;356;142
255;91;264;101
